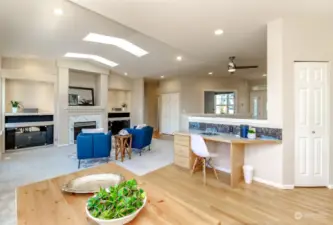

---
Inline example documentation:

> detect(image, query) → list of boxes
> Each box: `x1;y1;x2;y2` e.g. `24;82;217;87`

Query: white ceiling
1;0;332;79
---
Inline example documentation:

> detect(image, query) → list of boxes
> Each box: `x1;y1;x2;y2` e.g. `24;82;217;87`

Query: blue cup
240;125;249;138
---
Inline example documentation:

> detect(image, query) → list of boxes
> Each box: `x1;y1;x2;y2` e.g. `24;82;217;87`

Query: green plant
10;101;21;108
248;129;255;134
121;103;127;108
87;179;145;220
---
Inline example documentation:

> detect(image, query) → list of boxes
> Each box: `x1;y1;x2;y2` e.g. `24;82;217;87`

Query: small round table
114;134;132;162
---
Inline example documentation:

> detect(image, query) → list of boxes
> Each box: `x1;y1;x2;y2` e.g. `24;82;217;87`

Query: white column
56;67;69;146
131;78;144;125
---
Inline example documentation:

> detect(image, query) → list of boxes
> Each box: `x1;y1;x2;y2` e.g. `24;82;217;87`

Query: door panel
294;62;329;186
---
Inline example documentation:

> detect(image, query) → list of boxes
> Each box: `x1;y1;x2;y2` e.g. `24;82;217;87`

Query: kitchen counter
175;130;281;144
173;131;281;188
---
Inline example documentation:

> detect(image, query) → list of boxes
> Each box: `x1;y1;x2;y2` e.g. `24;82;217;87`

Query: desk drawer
174;155;190;169
174;144;190;157
174;135;190;146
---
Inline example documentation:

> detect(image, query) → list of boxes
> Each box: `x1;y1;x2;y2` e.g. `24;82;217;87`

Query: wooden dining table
16;163;220;225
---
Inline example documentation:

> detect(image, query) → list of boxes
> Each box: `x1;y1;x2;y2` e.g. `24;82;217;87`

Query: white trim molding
253;177;294;189
327;185;333;189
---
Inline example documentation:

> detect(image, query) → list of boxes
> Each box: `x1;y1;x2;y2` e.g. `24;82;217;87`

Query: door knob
312;131;315;134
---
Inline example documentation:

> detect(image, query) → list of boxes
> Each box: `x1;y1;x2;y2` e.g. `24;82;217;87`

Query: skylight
83;33;149;57
64;53;118;68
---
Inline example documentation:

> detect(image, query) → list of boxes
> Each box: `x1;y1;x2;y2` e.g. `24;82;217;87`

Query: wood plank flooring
142;165;333;225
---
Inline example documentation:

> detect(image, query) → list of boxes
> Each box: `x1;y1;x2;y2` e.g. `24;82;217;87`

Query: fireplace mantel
65;106;106;113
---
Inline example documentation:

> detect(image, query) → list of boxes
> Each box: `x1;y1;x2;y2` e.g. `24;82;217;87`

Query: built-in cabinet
160;93;180;134
173;134;194;169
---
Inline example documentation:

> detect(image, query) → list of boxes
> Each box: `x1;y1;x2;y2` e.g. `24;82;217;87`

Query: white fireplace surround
69;114;102;144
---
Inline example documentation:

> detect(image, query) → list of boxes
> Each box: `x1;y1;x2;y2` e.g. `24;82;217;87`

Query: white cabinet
160;93;180;134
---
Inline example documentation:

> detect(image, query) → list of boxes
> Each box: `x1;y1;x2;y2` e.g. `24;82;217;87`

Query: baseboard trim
215;166;294;189
327;185;333;189
253;177;294;189
57;144;70;147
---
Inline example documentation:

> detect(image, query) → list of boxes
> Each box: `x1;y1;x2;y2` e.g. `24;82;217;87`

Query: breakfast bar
173;130;281;188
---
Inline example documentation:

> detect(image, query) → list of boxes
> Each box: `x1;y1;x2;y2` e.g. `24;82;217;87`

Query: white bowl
86;196;147;225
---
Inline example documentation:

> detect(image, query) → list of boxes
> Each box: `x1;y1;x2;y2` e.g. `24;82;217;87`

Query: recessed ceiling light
124;72;128;76
64;53;118;68
161;75;165;79
83;33;148;57
208;72;213;75
53;8;63;16
214;29;224;36
263;74;267;77
176;56;182;61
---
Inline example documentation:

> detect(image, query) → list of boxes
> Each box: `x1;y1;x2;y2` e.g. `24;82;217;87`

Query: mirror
68;86;94;106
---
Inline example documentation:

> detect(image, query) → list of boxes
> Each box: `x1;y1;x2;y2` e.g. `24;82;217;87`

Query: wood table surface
16;163;220;225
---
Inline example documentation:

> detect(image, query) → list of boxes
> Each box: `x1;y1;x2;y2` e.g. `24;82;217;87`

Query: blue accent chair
76;131;112;168
125;126;153;156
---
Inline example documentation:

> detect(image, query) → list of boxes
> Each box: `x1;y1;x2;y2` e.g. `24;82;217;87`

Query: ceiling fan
228;56;258;74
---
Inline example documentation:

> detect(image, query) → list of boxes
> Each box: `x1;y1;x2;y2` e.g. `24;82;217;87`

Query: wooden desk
16;163;220;225
173;131;281;188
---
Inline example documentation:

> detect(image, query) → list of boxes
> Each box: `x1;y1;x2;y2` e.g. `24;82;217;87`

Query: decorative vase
247;133;256;139
12;107;18;113
122;107;126;111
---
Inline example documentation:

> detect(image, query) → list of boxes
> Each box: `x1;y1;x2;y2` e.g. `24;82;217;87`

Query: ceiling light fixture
214;29;224;36
83;33;148;57
161;75;165;79
176;56;182;61
208;72;213;75
53;8;63;16
64;53;118;68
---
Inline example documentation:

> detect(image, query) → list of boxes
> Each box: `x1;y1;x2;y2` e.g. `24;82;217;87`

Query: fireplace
73;121;96;142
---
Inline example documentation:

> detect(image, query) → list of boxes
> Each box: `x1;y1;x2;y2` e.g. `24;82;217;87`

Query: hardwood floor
142;165;333;225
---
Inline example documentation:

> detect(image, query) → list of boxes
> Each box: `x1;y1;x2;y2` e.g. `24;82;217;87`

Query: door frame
294;61;330;187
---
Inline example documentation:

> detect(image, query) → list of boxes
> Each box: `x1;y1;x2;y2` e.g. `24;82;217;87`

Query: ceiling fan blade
235;66;258;69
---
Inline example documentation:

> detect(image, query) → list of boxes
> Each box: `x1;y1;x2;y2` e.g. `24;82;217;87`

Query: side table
114;134;132;162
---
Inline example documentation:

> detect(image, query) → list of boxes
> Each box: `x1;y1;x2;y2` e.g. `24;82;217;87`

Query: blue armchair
76;131;112;168
125;126;153;156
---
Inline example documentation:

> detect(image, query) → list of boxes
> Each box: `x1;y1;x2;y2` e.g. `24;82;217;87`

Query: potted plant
86;179;146;225
10;101;21;113
247;128;256;139
121;103;127;111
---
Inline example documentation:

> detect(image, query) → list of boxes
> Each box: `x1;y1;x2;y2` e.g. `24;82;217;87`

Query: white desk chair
190;134;219;185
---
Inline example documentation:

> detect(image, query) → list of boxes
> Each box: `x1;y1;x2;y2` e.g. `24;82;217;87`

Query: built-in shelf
5;112;54;116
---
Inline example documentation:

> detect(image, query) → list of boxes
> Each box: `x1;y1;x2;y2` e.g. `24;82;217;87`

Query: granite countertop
175;130;282;144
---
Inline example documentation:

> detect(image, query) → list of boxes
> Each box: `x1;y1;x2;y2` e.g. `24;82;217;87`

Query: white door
160;93;180;134
294;62;329;186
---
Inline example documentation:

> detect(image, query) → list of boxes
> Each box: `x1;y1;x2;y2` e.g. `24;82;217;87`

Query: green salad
87;179;146;219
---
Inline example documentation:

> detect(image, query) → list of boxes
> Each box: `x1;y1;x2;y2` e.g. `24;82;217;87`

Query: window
215;92;235;114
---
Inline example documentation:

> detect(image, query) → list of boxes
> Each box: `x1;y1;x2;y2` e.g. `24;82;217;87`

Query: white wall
108;90;131;111
5;79;54;113
281;18;333;185
108;73;132;90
